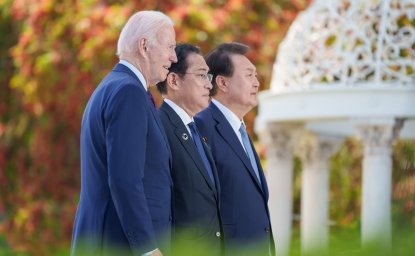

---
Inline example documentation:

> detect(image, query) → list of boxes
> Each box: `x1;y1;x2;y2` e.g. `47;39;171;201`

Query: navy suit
195;102;275;255
71;63;172;255
158;102;222;255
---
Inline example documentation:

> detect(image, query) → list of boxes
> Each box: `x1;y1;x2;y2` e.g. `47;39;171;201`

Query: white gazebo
255;0;415;255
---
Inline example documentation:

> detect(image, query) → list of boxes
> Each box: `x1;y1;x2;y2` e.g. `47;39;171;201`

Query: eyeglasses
183;73;213;82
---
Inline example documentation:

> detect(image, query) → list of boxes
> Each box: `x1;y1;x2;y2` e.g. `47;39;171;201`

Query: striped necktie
239;123;261;185
188;122;215;186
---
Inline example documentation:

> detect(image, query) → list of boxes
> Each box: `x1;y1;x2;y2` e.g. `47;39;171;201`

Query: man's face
225;54;259;113
146;25;177;85
176;53;212;116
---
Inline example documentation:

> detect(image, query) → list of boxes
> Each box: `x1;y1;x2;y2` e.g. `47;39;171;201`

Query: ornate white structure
256;0;415;255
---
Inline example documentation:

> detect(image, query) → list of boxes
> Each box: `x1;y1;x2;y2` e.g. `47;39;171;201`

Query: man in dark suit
195;42;275;256
71;11;177;256
156;43;222;256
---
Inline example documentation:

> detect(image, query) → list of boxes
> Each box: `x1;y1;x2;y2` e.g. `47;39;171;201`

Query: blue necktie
239;123;261;185
188;122;215;186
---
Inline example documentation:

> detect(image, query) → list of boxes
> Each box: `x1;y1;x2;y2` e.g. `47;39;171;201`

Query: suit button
265;227;271;233
169;216;173;221
215;231;221;237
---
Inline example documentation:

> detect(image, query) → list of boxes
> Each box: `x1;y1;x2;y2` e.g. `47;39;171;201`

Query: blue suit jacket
71;64;172;256
195;102;275;255
158;102;223;255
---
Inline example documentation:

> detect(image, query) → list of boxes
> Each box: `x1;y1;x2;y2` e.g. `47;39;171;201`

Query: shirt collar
164;99;193;125
119;59;147;91
212;98;244;132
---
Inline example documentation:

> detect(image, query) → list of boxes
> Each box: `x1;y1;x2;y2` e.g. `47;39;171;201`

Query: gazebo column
296;132;342;255
356;118;404;251
259;123;301;256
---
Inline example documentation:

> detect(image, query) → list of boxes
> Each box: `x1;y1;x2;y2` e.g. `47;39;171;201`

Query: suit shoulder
158;104;174;123
158;108;170;127
196;107;214;126
91;79;146;121
100;72;145;99
195;112;214;141
195;107;213;121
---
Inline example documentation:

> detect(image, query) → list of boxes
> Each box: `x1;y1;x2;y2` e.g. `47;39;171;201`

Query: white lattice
270;0;415;92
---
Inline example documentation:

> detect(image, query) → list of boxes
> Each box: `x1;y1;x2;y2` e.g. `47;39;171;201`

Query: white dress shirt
211;99;246;150
164;98;194;137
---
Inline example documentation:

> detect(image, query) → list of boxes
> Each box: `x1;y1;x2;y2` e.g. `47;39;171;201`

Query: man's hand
150;249;163;256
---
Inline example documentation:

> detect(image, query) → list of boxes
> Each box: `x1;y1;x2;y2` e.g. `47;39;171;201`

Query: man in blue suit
156;43;222;256
71;11;177;256
195;42;275;256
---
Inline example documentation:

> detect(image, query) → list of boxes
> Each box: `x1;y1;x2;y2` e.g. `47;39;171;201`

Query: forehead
186;53;208;71
230;54;255;71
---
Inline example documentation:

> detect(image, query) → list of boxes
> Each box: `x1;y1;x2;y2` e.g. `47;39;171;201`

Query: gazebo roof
270;0;415;92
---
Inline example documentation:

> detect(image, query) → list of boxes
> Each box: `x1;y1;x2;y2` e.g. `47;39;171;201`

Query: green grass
288;222;415;256
1;223;414;255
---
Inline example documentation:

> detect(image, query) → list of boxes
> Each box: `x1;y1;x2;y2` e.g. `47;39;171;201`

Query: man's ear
167;73;180;91
138;38;148;56
216;75;228;92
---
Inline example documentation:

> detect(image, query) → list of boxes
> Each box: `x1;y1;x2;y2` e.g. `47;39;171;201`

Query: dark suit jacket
195;102;275;256
158;102;222;255
71;63;172;256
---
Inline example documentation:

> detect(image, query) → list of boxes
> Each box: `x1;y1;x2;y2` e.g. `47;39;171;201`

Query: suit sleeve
105;83;157;255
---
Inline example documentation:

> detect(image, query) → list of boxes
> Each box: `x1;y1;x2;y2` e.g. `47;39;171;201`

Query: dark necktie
239;123;261;185
146;90;156;108
188;122;215;186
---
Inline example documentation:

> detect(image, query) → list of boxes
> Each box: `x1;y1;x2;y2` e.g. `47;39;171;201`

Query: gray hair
116;10;174;58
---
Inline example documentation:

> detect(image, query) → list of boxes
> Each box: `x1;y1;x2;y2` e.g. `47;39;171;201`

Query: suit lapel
160;103;218;197
209;102;264;194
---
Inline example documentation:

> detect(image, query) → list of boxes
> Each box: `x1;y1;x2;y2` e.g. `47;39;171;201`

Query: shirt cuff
142;248;158;256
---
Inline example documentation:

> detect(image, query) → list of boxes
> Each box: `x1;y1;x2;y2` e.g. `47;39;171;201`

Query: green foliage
329;138;363;227
286;223;415;256
392;140;415;225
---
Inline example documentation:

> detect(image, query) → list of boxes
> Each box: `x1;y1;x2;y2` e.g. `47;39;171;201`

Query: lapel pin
202;136;208;142
182;133;189;140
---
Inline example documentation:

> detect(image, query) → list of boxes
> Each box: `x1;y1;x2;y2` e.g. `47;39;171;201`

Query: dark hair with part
204;42;249;96
156;43;201;94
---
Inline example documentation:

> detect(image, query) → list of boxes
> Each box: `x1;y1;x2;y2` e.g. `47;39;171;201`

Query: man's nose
170;52;178;63
207;81;213;90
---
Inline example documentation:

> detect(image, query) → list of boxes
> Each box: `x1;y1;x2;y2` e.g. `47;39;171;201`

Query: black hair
204;42;249;96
